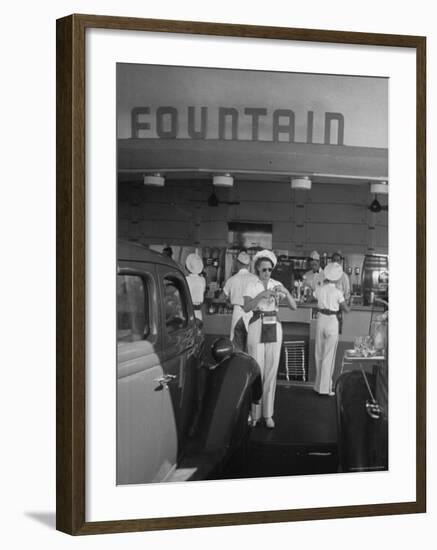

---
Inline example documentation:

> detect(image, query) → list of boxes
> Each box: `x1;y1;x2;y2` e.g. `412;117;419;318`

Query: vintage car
116;240;262;484
336;367;388;473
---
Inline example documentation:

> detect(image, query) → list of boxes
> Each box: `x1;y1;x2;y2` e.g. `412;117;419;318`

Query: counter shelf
340;349;386;376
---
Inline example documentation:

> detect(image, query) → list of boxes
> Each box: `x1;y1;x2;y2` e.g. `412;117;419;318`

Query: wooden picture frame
56;13;426;535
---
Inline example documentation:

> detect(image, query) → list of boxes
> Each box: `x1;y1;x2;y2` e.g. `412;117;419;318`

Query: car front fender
196;352;261;456
336;371;388;473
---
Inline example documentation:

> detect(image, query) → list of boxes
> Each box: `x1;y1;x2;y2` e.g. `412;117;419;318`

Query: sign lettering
131;106;345;145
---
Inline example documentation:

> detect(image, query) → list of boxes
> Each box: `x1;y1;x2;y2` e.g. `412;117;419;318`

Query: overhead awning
118;138;388;184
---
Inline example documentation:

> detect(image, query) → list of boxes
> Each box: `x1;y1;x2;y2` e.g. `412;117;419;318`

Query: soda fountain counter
201;248;386;385
202;302;384;386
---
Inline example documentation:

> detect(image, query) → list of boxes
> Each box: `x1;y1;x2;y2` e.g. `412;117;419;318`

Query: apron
249;310;278;343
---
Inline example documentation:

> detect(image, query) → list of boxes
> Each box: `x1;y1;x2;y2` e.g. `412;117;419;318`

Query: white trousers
230;305;252;341
230;305;244;340
194;309;203;321
247;318;282;420
314;314;339;394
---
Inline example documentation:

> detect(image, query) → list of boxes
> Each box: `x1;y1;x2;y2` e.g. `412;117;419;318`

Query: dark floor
223;383;339;479
203;334;341;479
251;383;337;445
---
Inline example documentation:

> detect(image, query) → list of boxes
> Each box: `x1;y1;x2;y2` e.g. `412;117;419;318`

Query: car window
117;275;149;342
163;276;188;333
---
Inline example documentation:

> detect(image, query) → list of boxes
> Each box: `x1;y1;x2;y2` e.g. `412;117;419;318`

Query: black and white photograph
116;63;389;485
2;0;432;544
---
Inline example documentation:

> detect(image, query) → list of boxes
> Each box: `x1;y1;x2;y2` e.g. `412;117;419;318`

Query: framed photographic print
56;14;426;535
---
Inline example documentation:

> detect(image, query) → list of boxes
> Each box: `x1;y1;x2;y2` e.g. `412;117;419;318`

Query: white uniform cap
253;249;277;268
310;250;320;260
324;262;343;282
185;253;204;274
237;251;250;265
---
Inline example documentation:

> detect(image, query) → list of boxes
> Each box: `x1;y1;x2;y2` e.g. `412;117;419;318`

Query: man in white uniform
222;251;257;351
303;250;324;293
332;250;351;302
185;253;206;321
314;263;350;396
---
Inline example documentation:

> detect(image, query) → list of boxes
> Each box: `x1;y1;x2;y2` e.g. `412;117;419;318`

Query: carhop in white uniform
185;253;206;320
314;262;350;396
244;249;297;428
222;251;257;347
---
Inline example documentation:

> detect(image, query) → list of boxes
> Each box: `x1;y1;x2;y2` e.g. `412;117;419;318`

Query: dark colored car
117;240;262;484
336;366;388;473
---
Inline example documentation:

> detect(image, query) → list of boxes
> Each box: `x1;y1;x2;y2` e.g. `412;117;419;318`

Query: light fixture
213;173;234;187
291;176;312;190
143;173;165;187
370;180;389;194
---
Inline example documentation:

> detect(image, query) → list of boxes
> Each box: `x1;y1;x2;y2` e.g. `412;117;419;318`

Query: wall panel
306;203;367;224
118;180;388;255
306;222;367;247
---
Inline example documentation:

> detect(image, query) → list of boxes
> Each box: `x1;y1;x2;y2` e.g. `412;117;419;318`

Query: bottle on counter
321;252;328;268
294;280;303;303
302;286;312;303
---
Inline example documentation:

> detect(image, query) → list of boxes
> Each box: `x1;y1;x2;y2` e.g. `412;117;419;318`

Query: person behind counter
303;250;324;294
244;250;297;429
314;262;350;396
222;251;257;352
185;253;206;321
332;250;351;302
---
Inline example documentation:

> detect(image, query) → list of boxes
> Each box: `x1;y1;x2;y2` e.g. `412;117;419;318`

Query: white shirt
186;274;206;305
335;273;351;300
314;283;345;312
223;268;258;306
303;268;324;291
244;277;282;312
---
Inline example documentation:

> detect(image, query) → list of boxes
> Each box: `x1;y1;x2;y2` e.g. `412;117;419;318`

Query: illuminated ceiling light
213;173;234;187
143;173;165;186
370;181;389;194
291;176;312;190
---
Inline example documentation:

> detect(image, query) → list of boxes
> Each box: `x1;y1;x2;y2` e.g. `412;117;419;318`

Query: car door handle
154;374;177;389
